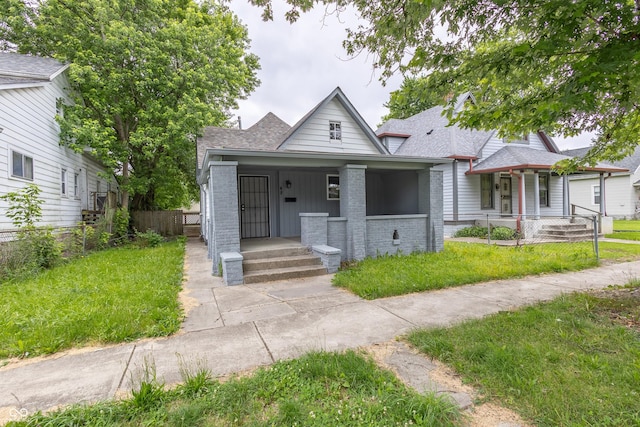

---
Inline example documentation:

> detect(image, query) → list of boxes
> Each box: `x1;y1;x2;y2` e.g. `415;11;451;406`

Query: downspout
452;160;458;221
603;173;611;217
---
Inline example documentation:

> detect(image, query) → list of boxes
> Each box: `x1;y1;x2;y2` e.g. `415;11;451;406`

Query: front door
500;176;512;215
239;176;270;239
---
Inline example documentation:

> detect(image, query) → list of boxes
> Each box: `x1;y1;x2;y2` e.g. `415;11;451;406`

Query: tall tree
256;0;640;167
2;0;260;210
383;75;458;121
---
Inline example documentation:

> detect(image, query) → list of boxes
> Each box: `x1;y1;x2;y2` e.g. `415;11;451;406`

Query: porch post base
220;252;244;286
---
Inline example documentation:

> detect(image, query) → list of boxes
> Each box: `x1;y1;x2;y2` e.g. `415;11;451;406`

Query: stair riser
542;230;593;236
243;257;322;272
243;267;327;284
542;225;589;231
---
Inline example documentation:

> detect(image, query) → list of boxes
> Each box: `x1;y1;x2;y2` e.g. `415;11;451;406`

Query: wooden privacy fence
131;210;184;237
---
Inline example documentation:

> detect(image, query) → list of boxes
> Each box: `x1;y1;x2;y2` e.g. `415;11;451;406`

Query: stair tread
243;254;319;264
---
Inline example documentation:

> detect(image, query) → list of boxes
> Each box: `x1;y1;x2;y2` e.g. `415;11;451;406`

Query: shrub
135;229;165;248
490;226;518;240
453;225;488;238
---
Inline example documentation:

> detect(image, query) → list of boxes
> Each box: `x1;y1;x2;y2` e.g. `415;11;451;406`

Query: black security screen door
239;176;270;239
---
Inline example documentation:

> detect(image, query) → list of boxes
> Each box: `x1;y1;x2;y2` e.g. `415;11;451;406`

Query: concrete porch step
540;228;592;236
243;254;322;272
535;233;594;241
243;265;328;284
542;223;589;231
241;247;311;261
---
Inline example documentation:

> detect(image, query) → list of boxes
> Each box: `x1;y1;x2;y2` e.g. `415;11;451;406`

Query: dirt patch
365;340;531;427
588;286;640;332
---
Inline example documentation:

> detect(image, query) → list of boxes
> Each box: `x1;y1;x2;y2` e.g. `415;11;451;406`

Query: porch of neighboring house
453;170;617;241
200;154;446;285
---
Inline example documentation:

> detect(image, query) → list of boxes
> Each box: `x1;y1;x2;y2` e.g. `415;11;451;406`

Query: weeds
0;240;185;360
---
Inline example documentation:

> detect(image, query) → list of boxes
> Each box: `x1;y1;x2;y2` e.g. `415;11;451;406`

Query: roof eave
466;164;628;175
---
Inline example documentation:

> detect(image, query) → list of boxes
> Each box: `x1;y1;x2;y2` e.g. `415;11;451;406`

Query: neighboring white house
376;94;625;236
0;53;116;230
563;146;640;219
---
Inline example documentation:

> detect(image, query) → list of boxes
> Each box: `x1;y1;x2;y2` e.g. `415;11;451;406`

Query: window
74;173;79;198
481;174;494;209
11;150;33;180
593;185;601;205
61;169;67;196
539;174;549;207
327;174;340;200
503;134;529;144
329;121;341;141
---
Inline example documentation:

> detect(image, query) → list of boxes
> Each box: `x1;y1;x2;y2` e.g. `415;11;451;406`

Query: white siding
283;99;380;154
569;173;637;218
522;173;564;216
0;73;114;229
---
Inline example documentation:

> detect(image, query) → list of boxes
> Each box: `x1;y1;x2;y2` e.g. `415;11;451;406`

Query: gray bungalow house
197;87;450;284
376;94;625;237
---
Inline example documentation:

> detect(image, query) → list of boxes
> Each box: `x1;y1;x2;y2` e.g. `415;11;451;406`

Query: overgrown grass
0;239;185;360
9;351;463;427
407;285;640;426
334;241;640;299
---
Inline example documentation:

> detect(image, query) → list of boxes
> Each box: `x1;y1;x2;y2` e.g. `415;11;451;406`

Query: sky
228;0;593;150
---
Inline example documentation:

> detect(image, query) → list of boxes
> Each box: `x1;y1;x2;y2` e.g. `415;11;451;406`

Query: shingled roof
468;145;626;174
0;52;68;86
563;145;640;174
196;112;291;167
376;95;494;158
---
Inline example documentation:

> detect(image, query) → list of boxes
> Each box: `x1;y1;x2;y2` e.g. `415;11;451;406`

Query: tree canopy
2;0;260;210
383;76;458;121
258;0;640;166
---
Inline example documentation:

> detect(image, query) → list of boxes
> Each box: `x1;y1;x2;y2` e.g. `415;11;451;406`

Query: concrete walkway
2;238;640;424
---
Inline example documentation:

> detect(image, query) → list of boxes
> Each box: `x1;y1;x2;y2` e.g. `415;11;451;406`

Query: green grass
606;231;640;241
9;350;463;427
0;240;185;360
613;219;640;231
333;241;640;299
407;286;640;426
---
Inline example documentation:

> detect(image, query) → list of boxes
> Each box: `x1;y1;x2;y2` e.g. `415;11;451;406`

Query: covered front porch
198;149;449;284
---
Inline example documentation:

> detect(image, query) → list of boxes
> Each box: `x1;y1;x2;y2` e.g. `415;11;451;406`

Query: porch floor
240;237;302;252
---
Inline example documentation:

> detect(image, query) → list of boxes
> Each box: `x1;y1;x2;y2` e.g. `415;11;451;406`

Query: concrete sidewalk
2;238;640;424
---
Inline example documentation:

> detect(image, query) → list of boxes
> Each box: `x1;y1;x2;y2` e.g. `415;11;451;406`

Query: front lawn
613;219;640;231
9;351;462;427
333;241;640;299
408;284;640;425
0;240;185;360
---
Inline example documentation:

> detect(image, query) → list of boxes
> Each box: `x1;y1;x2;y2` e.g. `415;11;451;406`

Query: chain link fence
445;213;601;259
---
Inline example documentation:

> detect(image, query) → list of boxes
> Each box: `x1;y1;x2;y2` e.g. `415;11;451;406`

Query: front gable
278;88;388;155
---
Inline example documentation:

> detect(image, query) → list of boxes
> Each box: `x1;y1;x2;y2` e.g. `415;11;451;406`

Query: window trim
329;121;342;142
73;172;80;199
480;174;494;209
10;149;34;181
327;174;340;200
592;185;601;205
538;173;549;207
61;168;68;196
